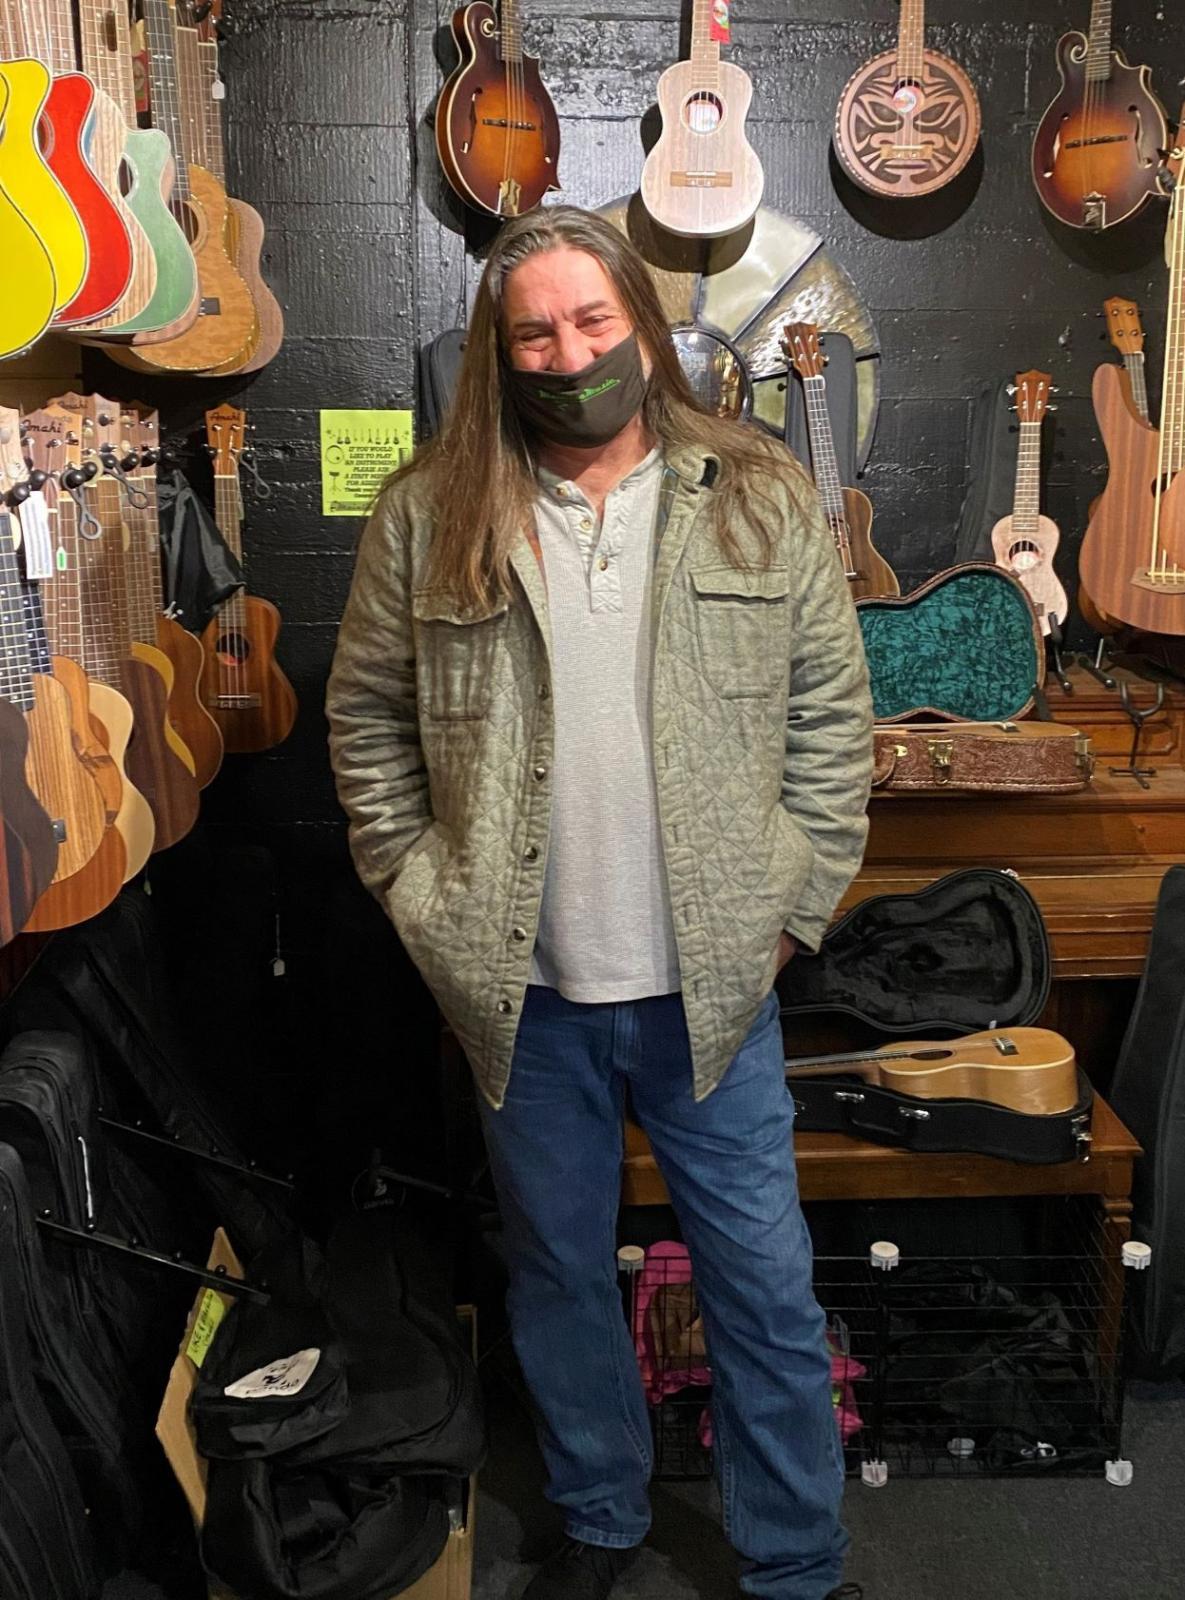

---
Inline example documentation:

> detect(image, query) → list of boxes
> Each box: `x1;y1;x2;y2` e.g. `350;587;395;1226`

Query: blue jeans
479;985;848;1600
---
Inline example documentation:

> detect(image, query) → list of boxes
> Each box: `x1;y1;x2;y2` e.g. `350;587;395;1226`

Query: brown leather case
872;720;1094;795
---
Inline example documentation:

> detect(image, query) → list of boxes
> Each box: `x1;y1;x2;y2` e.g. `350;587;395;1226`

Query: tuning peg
1048;385;1060;394
1006;384;1017;396
1046;403;1059;412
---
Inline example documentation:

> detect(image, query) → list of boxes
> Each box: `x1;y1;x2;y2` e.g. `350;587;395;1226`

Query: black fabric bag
419;330;467;437
953;377;1057;565
197;1209;484;1600
777;869;1090;1162
157;464;245;633
0;1146;100;1600
1109;863;1185;1378
1;886;289;1263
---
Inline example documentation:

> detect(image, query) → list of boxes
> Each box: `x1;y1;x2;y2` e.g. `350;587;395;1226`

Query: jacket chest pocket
690;566;790;699
413;590;509;721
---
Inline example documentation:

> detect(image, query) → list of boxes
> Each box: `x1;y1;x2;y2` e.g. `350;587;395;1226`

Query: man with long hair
327;206;872;1600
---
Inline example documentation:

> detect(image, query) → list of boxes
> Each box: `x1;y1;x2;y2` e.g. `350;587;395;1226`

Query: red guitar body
41;72;134;325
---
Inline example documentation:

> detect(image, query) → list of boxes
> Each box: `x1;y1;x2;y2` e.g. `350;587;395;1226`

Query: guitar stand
36;1214;271;1303
1033;680;1053;721
1109;682;1165;791
1077;637;1118;691
1046;616;1073;694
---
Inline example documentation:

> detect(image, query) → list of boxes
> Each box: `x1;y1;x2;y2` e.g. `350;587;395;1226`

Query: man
327;206;873;1600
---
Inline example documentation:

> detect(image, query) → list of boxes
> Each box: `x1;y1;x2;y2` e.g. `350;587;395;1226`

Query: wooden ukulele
786;1027;1078;1117
178;0;283;374
990;370;1068;636
783;322;898;600
200;407;297;753
74;0;199;342
1079;299;1147;636
436;0;561;219
113;0;257;373
641;0;763;238
1079;116;1185;634
53;398;200;853
25;405;156;881
833;0;980;199
4;0;134;327
3;418;128;931
123;406;224;788
1031;0;1166;231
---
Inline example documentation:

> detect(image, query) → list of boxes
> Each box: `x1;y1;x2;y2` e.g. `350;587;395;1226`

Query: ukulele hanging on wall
435;0;561;219
640;0;763;239
1031;0;1166;232
833;0;980;199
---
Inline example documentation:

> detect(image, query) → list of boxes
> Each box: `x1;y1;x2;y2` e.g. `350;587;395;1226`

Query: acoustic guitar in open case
833;0;980;199
1031;0;1167;232
435;0;561;219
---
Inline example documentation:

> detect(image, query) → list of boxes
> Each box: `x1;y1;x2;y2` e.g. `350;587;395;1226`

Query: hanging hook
59;464;103;539
240;445;273;501
99;445;150;510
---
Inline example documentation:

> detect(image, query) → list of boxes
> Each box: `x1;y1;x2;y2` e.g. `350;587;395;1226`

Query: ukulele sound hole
683;91;724;134
216;631;251;668
1007;540;1041;573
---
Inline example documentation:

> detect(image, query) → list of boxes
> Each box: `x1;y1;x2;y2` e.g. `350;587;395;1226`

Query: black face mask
507;332;649;448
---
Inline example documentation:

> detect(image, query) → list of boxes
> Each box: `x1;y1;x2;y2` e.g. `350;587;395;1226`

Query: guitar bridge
209;693;262;709
670;171;734;188
993;1036;1019;1056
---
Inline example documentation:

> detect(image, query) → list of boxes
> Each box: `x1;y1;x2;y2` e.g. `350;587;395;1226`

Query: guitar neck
499;0;523;65
22;580;54;678
1012;418;1042;532
143;0;195;203
198;37;227;184
0;517;36;715
689;0;722;76
1086;0;1113;83
214;468;248;626
4;0;69;74
1158;176;1185;496
1125;351;1150;422
896;0;925;83
39;0;74;75
77;0;138;122
800;373;855;568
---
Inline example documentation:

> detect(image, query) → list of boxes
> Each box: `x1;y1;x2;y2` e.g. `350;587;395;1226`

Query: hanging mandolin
833;0;980;199
435;0;561;219
1031;0;1166;232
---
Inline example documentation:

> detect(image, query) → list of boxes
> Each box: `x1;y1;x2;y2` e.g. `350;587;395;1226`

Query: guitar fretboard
143;0;194;206
77;0;138;123
1012;418;1042;534
214;470;248;635
1125;351;1150;422
1153;147;1185;578
499;0;523;65
0;515;36;715
1086;0;1113;84
689;0;722;88
896;0;925;84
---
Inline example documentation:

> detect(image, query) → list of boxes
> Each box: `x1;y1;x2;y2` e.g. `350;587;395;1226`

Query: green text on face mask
544;376;621;405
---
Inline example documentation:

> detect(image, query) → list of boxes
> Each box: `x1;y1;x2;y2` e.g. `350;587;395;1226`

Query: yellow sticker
320;409;414;517
186;1288;229;1368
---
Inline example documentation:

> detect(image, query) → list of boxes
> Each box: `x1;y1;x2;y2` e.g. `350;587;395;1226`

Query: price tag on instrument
15;491;55;581
185;1288;230;1369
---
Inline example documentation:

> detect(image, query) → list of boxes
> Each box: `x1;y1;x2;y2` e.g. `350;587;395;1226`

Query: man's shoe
521;1537;639;1598
826;1586;863;1599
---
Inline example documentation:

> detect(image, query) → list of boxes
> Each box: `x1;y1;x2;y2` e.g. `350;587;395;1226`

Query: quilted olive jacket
326;444;873;1108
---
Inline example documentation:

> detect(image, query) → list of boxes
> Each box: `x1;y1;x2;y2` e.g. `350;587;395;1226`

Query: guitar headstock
21;404;75;499
190;0;223;43
206;404;246;473
1011;370;1054;425
1104;298;1144;357
782;322;824;380
0;407;25;498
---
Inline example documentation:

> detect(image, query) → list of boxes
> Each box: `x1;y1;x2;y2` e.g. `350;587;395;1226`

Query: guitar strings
1151;146;1183;580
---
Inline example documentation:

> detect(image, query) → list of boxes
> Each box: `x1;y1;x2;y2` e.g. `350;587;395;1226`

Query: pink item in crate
630;1243;866;1444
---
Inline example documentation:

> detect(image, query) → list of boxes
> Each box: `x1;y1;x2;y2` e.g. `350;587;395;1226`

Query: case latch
1075;733;1095;779
927;738;954;781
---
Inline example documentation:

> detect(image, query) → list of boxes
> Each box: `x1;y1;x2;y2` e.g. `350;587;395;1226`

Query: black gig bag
778;869;1093;1162
0;1146;100;1600
1109;864;1185;1378
419;329;467;437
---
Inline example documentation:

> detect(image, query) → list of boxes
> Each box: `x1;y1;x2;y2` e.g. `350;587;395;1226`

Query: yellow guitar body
0;58;87;312
0;73;57;357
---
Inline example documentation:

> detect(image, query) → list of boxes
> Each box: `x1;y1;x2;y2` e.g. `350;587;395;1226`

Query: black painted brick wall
81;2;1183;1169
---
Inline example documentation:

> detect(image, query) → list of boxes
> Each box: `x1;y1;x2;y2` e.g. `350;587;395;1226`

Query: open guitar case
777;869;1094;1163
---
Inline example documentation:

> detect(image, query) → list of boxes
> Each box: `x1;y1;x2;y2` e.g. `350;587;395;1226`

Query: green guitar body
104;127;198;337
858;563;1044;724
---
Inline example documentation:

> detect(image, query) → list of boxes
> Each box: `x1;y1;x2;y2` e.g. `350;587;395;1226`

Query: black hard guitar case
0;1144;100;1600
420;329;467;437
777;869;1093;1162
783;331;859;486
1109;864;1185;1378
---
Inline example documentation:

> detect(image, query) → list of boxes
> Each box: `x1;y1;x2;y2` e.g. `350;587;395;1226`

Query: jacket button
533;763;548;781
523;845;539;862
511;927;527;942
496;999;512;1015
538;683;550;699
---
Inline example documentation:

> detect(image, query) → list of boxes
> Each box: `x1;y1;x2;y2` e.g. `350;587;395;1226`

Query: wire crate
619;1196;1146;1484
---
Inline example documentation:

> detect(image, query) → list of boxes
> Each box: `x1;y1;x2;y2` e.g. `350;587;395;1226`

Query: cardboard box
156;1229;476;1600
